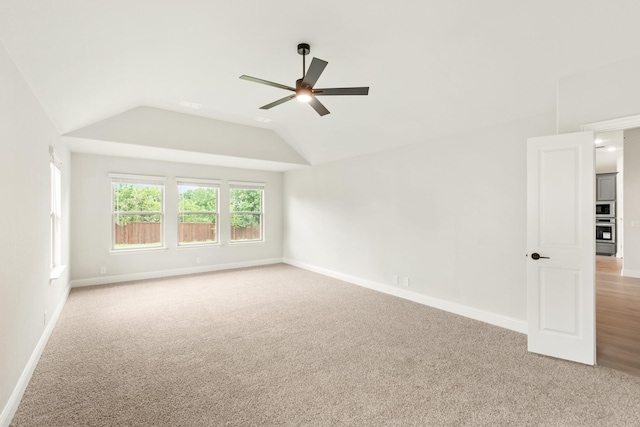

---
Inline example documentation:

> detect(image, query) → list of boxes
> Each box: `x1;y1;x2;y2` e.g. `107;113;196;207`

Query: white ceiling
2;1;640;165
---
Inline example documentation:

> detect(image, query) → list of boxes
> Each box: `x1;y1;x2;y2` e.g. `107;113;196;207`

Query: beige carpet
11;264;640;426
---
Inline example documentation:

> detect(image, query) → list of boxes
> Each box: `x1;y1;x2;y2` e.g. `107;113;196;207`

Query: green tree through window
113;184;162;225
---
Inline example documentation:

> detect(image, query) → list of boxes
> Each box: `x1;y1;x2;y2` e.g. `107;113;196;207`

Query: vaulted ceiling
2;0;640;167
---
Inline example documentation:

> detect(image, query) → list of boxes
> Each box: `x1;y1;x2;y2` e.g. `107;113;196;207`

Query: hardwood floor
596;256;640;376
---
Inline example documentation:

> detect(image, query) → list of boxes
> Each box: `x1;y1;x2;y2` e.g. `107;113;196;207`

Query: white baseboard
0;285;71;427
621;268;640;279
70;258;284;288
283;258;528;334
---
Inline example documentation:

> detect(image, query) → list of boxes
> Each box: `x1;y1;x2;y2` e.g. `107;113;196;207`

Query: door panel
527;131;594;365
540;268;579;335
539;147;581;247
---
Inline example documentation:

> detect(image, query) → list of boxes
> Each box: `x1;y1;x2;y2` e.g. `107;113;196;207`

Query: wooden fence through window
116;222;260;244
115;222;161;245
230;225;261;241
179;222;216;243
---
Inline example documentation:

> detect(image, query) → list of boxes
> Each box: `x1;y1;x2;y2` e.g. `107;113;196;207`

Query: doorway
585;116;640;376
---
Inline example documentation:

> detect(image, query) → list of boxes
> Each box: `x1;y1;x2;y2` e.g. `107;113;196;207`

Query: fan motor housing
297;43;310;56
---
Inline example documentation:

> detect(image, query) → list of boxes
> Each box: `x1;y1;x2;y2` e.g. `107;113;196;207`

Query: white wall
70;153;283;284
595;152;622;174
0;41;70;422
558;55;640;133
283;114;555;323
623;128;640;275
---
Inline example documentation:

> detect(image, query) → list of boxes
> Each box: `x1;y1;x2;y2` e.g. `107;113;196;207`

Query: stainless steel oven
596;219;615;243
596;201;615;218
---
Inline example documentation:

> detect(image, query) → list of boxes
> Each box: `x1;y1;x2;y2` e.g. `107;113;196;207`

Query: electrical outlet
196;257;202;264
100;266;106;274
402;277;410;287
393;275;399;285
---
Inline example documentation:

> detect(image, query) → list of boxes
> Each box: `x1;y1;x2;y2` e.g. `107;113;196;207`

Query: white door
527;131;595;365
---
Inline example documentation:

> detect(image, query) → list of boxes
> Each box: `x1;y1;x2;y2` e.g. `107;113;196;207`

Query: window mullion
178;211;218;215
114;211;162;215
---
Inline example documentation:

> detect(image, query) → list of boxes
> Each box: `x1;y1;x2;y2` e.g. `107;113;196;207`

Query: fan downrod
297;43;310;56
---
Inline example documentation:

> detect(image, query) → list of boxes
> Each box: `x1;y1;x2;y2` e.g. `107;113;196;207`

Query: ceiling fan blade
240;75;295;92
313;87;369;96
301;58;328;88
259;94;296;110
309;97;330;116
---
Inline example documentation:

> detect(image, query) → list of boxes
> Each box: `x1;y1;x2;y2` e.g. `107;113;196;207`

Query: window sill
177;243;221;249
229;240;266;246
50;265;67;281
110;247;168;255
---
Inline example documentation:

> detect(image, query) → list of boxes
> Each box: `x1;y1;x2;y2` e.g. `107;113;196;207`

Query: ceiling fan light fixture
296;87;312;103
240;43;369;116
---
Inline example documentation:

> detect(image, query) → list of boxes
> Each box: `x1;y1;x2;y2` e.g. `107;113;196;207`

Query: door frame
581;114;640;133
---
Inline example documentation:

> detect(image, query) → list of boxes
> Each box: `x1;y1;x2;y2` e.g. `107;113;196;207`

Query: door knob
530;253;550;260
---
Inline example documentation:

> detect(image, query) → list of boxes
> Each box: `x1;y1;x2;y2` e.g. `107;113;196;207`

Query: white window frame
176;177;221;247
109;173;166;252
229;181;266;243
50;147;63;277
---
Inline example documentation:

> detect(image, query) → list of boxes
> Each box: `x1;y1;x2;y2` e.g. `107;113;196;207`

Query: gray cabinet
596;242;616;256
596;173;616;201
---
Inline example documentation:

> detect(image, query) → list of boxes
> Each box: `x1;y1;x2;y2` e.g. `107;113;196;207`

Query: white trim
228;239;265;245
176;177;221;187
108;172;166;183
109;246;168;254
49;264;67;281
176;242;222;249
0;286;70;427
621;268;640;279
70;258;283;288
228;180;266;188
283;258;528;334
581;114;640;132
49;146;63;168
555;80;560;135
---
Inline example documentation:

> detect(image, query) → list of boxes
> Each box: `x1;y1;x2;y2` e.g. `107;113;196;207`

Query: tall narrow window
229;181;265;242
177;178;220;246
50;147;62;271
110;173;165;251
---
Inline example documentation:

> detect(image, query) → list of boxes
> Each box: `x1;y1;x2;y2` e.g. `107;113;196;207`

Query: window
177;178;220;246
50;147;62;271
110;173;166;250
229;181;265;242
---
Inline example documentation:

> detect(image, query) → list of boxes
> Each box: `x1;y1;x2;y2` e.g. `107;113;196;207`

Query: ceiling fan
240;43;369;117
